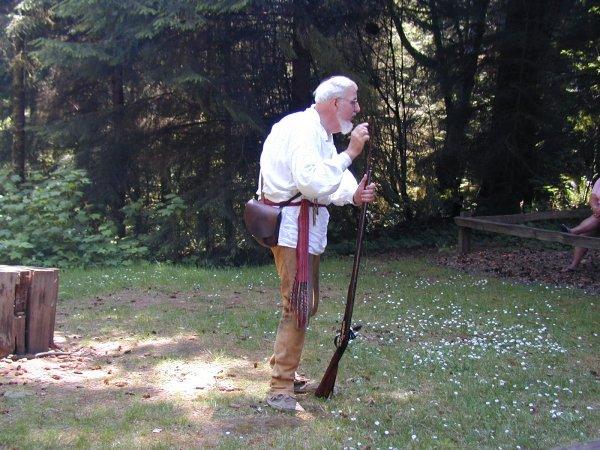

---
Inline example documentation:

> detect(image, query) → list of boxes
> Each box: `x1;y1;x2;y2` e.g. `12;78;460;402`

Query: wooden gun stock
315;166;372;399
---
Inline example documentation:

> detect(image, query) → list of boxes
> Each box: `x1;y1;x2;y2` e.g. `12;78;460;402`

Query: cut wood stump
0;265;59;358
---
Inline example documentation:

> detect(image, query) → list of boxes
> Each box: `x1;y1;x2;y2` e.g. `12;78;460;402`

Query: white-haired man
257;76;376;412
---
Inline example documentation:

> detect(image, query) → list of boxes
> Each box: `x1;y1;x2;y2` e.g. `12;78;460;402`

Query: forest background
0;0;598;267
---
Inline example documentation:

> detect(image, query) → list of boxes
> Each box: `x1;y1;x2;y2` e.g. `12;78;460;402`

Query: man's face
335;87;360;135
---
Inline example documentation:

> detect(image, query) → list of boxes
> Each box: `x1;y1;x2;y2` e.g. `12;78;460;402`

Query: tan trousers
269;245;320;395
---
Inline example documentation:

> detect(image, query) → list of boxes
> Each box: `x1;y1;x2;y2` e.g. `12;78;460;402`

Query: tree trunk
110;64;127;236
388;32;413;223
477;0;563;214
390;0;489;217
291;33;312;111
432;0;489;217
436;106;470;215
11;37;26;181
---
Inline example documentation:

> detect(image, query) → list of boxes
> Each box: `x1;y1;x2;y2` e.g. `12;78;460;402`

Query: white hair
313;76;357;103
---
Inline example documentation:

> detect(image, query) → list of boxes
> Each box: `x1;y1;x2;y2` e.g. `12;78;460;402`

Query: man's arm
291;123;370;199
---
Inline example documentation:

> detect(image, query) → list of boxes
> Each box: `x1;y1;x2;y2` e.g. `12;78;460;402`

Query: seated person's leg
569;215;600;235
563;227;598;271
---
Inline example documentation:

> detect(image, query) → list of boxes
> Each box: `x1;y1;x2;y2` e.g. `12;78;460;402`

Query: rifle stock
315;165;372;399
314;342;345;397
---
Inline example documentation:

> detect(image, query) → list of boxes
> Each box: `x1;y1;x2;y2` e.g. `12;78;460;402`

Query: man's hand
345;123;369;160
353;174;376;206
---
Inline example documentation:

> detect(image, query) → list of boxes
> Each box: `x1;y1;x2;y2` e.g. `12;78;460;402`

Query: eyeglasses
337;98;359;109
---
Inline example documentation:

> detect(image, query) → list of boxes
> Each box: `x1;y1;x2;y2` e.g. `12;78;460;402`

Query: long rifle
315;154;372;399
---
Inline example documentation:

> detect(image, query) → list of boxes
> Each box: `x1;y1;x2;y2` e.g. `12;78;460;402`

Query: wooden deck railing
454;209;600;255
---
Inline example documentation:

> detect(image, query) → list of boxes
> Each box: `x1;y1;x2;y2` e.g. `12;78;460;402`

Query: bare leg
563;229;596;271
563;247;588;271
570;215;600;235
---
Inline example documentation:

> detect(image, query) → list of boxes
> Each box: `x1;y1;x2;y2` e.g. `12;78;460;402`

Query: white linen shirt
258;106;358;255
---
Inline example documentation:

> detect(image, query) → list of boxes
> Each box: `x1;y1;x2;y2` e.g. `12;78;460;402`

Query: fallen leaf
217;383;240;392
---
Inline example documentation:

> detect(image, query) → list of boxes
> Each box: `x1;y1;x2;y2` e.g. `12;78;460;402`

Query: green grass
1;255;598;449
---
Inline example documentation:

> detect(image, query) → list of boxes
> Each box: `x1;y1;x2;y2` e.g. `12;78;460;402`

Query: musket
315;150;372;399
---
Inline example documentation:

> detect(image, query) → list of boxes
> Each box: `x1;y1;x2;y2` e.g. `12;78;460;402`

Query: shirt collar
308;105;333;142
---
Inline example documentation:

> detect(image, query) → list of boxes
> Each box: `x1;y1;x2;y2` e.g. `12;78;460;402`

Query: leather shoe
266;393;305;412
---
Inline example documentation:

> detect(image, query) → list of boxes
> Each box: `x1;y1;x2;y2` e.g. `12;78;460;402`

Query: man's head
314;76;360;135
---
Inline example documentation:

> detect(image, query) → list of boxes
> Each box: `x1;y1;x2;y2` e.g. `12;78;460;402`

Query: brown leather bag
243;193;301;248
243;199;281;247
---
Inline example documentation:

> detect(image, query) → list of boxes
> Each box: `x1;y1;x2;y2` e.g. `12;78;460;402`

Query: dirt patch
0;286;310;447
435;247;600;293
84;288;207;312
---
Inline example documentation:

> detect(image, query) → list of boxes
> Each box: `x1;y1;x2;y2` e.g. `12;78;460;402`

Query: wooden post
0;266;58;357
13;315;26;354
26;268;59;353
13;269;31;354
457;211;472;255
0;270;19;357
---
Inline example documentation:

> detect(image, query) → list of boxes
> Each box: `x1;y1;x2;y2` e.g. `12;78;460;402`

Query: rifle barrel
315;165;372;399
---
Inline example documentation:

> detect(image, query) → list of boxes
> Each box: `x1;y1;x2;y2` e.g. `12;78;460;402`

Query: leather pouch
243;199;281;248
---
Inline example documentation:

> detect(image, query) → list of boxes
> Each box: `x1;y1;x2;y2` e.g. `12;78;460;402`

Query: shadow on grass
1;278;431;448
1;336;316;448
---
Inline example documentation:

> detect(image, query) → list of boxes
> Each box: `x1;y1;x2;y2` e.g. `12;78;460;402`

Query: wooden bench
454;210;600;255
0;265;59;358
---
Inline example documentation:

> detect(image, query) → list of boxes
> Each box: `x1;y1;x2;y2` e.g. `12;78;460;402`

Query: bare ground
0;288;310;448
435;246;600;294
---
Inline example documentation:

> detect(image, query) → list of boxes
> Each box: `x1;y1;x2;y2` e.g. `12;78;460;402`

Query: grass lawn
0;254;598;449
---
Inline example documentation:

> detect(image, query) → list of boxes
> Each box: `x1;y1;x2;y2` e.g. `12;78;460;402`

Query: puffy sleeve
289;126;352;198
328;169;358;206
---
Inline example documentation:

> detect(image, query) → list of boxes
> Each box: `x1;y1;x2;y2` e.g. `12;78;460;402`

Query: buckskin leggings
269;245;320;395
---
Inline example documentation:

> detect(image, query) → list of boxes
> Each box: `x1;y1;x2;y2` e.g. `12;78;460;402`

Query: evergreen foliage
0;0;596;265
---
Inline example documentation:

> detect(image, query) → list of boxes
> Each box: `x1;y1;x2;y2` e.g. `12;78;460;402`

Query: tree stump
0;266;59;357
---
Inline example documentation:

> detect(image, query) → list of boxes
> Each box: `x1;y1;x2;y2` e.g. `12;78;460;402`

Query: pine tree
389;0;490;216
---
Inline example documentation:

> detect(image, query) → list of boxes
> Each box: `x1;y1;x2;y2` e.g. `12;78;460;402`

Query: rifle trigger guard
333;324;363;347
349;324;362;341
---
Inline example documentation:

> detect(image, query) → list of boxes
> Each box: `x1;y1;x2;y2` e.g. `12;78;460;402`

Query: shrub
0;165;147;267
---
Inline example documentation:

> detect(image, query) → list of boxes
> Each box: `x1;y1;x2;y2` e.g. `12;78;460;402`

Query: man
257;76;376;412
